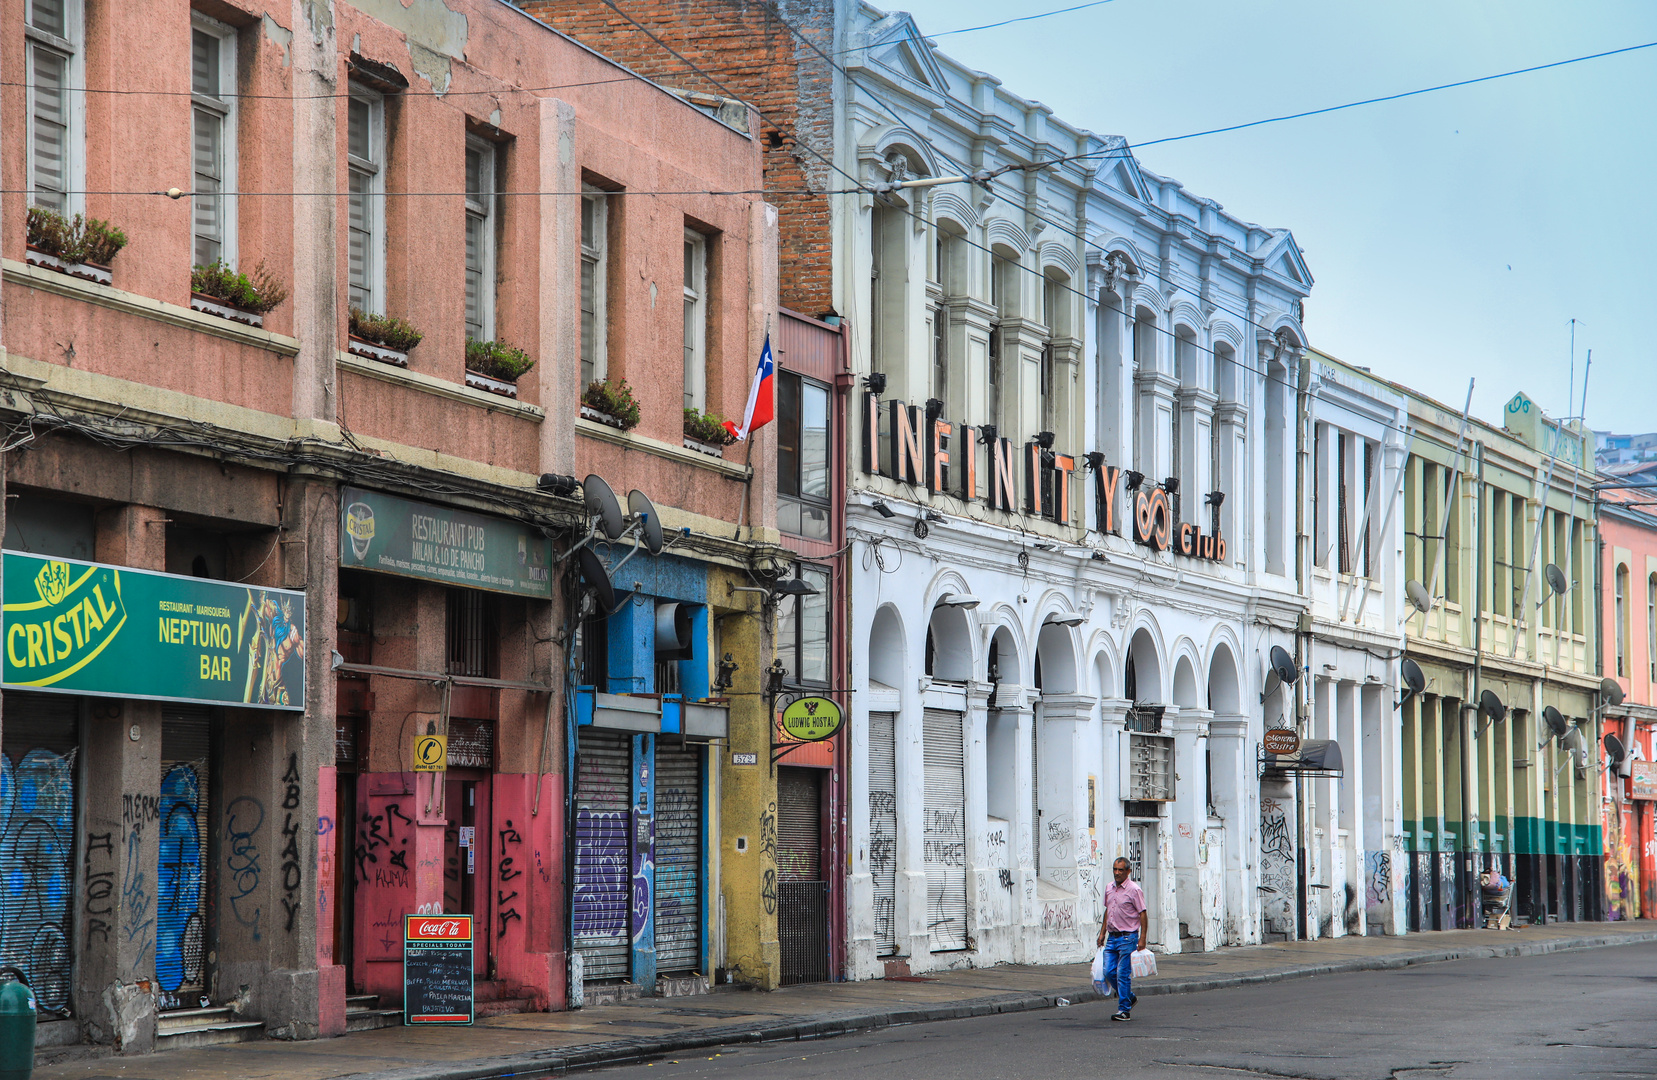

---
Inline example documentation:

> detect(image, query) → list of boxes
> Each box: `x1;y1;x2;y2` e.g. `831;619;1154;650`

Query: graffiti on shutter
573;730;632;981
868;712;898;956
653;744;702;974
0;692;78;1016
922;709;967;952
159;706;212;1008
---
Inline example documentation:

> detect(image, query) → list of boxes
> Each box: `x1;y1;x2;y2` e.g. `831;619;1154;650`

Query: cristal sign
779;695;843;742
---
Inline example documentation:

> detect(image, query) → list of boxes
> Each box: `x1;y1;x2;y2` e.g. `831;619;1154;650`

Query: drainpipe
1294;348;1313;940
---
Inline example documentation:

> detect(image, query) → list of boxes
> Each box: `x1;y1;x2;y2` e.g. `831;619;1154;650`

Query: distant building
1594;431;1657;468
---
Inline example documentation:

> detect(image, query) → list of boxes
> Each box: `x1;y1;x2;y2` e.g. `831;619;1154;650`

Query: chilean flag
724;335;775;442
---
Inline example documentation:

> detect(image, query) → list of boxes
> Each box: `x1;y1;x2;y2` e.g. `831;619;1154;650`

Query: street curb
336;930;1657;1080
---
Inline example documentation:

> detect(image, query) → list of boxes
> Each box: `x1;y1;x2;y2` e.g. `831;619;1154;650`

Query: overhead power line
926;1;1120;40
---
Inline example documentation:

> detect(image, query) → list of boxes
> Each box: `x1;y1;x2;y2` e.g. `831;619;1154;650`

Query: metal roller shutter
159;706;213;1006
574;730;633;981
1031;712;1040;878
868;712;898;956
777;768;827;985
653;743;702;975
923;709;967;953
0;692;78;1016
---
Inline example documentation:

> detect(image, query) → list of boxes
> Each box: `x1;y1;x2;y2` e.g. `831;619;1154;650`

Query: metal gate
868;712;898;956
778;767;827;984
0;692;78;1016
653;743;702;974
923;709;967;952
574;730;633;981
1031;711;1040;878
159;706;212;1008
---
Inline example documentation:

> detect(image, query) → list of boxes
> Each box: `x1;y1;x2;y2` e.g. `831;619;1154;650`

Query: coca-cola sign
406;915;473;941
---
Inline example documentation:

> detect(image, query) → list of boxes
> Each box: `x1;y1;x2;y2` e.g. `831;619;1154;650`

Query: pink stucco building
3;0;775;1055
1600;491;1657;919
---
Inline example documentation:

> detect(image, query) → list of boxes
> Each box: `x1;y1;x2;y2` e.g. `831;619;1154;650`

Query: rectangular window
778;371;831;540
465;137;496;342
26;0;81;215
683;229;707;411
931;300;948;406
347;88;384;313
778;564;831;685
1337;432;1351;574
580;188;609;386
446;588;498;679
192;18;237;268
1648;573;1655;684
1616;565;1628;678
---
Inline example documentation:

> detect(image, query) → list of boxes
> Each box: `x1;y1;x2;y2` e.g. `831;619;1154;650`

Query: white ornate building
832;5;1331;978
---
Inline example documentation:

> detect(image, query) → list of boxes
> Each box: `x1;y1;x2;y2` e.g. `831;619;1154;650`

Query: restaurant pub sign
863;393;1226;562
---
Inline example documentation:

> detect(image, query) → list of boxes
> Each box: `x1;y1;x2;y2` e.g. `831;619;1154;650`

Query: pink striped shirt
1103;878;1146;933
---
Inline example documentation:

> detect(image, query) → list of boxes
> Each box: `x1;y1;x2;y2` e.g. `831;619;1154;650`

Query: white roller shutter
573;730;632;982
868;712;898;957
923;709;967;952
653;743;702;974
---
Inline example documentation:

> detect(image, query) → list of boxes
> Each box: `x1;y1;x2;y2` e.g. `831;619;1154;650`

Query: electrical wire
925;1;1120;40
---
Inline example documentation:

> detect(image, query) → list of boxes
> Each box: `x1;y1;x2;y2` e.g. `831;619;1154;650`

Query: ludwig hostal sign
779;695;843;742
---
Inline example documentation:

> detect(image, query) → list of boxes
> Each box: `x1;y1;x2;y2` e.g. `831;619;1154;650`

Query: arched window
1041;270;1070;433
1132;306;1157;470
989;248;1020;434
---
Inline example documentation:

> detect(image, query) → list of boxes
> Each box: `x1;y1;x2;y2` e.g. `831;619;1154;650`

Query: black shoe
1111;1010;1131;1021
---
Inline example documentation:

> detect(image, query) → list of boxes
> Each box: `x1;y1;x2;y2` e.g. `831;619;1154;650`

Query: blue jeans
1106;933;1138;1011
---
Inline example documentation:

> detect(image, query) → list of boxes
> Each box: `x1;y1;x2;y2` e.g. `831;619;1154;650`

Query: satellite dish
1261;668;1282;704
583;474;625;540
1561;725;1586;754
1479;690;1507;724
1397;658;1426;710
654;602;694;660
1269;645;1299;685
1537;704;1568;750
1405;579;1436;615
1604;733;1626;764
628;489;664;555
1544;563;1568;597
575;546;616;613
1600;677;1625;708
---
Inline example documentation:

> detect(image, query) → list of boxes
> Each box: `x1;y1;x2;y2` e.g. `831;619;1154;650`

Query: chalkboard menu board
404;915;474;1025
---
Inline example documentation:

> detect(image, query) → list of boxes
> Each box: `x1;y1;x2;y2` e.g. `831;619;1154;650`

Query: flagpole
735;315;771;542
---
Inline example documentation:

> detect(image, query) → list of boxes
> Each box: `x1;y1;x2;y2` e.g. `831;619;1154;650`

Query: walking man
1097;856;1148;1021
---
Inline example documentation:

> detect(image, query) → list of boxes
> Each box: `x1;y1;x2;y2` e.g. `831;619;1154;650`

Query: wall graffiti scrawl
0;745;77;1014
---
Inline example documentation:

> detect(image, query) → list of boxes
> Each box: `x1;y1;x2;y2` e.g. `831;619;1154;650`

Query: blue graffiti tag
0;749;76;1014
156;764;204;993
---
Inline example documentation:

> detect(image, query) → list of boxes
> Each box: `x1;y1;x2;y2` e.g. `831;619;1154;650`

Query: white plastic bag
1090;946;1107;983
1130;948;1157;979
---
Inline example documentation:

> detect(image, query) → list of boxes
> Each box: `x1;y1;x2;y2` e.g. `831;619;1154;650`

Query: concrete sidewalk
35;921;1657;1080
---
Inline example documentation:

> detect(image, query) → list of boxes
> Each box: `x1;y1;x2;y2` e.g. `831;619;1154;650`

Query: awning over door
1264;739;1345;778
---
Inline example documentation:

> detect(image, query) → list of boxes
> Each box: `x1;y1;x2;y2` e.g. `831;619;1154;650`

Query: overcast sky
885;0;1657;435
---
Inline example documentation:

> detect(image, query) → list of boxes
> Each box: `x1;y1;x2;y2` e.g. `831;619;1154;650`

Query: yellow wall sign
779;696;842;742
414;734;448;771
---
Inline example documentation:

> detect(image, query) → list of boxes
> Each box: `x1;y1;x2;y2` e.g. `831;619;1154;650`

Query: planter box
465;369;518;398
682;435;729;458
190;292;263;328
25;246;112;286
348;336;408;367
580;404;629;429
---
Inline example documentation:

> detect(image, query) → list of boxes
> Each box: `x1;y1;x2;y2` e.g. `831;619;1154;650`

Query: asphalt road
588;941;1657;1080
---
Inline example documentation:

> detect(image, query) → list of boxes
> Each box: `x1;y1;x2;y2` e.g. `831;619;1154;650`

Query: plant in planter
682;406;737;451
464;338;535;397
581;378;641;430
25;207;127;283
348;308;423;366
191;260;289;325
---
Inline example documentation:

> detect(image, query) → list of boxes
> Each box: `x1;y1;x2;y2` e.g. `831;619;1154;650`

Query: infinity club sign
862;394;1227;562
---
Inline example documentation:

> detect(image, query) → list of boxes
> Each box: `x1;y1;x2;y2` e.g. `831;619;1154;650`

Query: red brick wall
520;0;835;316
